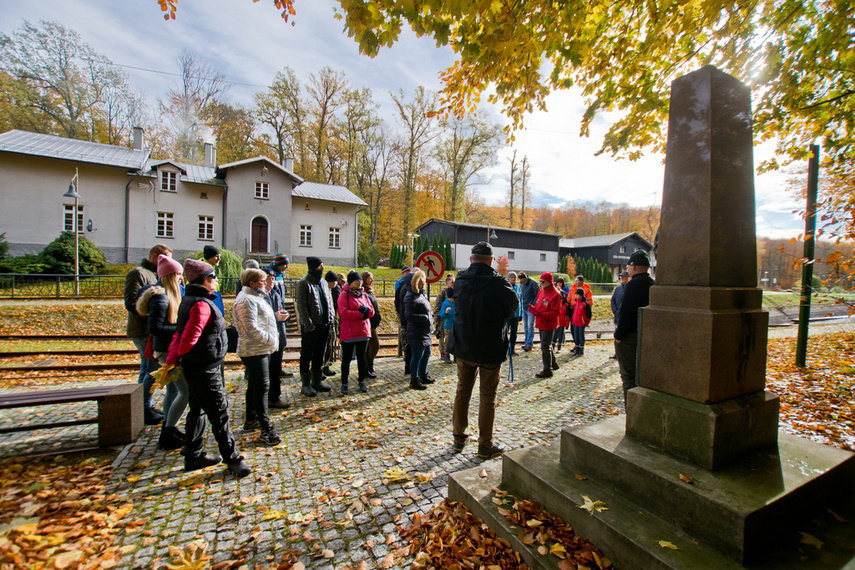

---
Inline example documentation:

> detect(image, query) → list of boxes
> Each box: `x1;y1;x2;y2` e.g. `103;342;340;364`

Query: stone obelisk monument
449;66;855;568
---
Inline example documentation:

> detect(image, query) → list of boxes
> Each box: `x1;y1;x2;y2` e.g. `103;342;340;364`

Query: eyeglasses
209;274;218;280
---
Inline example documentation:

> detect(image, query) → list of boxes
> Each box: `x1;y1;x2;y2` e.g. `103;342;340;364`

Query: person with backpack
569;288;593;356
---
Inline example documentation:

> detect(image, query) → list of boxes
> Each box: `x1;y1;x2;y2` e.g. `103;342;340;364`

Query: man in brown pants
448;242;519;459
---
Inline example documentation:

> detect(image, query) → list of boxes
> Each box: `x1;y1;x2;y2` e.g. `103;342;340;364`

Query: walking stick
507;342;515;383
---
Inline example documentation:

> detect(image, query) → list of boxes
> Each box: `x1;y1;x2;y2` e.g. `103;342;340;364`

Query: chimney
204;143;216;167
132;127;144;150
283;157;294;171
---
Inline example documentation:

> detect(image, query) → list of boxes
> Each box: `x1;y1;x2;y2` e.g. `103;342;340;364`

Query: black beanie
307;256;323;271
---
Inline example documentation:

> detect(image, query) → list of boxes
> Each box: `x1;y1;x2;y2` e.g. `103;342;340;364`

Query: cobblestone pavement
0;339;624;569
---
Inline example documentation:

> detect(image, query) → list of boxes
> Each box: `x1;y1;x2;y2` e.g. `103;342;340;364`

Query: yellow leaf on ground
800;532;824;550
659;540;679;550
580;496;608;514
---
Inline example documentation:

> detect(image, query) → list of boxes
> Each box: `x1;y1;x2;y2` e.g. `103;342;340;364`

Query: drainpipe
124;177;133;263
221;181;228;251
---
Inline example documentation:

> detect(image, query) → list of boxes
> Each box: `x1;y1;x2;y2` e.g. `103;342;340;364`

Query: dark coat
136;283;176;353
519;278;539;309
405;291;433;348
395;270;415;326
174;284;227;368
448;263;519;364
614;272;654;340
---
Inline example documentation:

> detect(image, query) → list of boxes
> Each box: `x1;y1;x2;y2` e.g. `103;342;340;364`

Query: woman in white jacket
234;268;282;446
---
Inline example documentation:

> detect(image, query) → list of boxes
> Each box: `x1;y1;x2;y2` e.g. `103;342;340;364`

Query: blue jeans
131;337;159;411
522;310;535;347
571;325;586;347
410;345;430;379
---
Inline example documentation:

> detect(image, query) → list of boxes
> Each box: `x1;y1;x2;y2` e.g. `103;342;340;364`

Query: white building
0;129;367;266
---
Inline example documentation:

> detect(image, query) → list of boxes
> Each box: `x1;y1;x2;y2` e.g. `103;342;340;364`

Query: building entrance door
251;217;268;253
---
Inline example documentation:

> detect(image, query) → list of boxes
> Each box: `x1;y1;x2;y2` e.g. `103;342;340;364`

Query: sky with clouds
2;0;808;238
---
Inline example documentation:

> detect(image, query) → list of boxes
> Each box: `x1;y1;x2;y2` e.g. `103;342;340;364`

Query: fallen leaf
659;540;679;550
679;474;693;484
574;473;587;480
579;496;608;514
800;532;824;550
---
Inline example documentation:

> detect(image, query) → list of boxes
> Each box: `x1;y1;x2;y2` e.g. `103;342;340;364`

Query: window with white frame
161;171;177;192
63;204;84;234
620;245;626;253
508;251;516;260
329;227;340;248
157;212;174;238
540;253;547;262
300;225;312;246
198;216;214;241
255;181;269;199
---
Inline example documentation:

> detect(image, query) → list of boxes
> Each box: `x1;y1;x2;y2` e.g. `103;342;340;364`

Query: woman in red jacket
569;288;593;356
526;273;563;378
337;271;375;394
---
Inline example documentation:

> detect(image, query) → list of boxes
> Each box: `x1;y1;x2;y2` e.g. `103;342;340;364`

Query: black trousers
241;353;272;431
300;324;329;374
340;340;368;384
539;329;556;371
268;332;285;402
181;360;242;464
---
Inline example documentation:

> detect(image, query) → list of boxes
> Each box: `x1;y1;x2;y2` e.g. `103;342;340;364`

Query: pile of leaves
0;456;134;569
400;495;612;570
767;331;855;451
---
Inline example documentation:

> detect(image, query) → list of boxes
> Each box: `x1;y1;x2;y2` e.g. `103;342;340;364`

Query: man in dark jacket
614;251;655;405
518;272;539;351
395;267;417;375
295;257;334;397
448;242;519;459
124;243;172;424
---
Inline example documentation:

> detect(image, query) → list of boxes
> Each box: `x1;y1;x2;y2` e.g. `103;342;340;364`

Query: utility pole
795;144;819;367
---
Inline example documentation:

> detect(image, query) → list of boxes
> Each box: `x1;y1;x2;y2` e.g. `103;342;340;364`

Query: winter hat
628;250;651;267
157;254;182;278
619;270;629;277
401;266;410;274
325;270;338;282
508;271;517;280
203;245;221;261
273;253;289;267
539;272;554;285
471;241;493;256
243;258;260;269
184;258;215;284
347;270;362;285
307;256;323;271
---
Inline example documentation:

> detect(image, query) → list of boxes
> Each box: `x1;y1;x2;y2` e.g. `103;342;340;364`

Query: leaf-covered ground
767;331;855;452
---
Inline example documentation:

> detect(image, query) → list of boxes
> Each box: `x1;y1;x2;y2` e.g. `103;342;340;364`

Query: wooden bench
0;384;144;446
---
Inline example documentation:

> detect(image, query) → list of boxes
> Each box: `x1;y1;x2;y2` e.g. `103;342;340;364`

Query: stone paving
0;338;624;569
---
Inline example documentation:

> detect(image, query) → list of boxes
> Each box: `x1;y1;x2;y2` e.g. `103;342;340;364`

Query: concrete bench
0;384;144;446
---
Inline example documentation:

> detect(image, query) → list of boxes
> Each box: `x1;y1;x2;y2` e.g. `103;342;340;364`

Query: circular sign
416;251;445;283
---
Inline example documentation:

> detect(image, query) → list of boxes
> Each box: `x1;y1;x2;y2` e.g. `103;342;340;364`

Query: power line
79;56;268;90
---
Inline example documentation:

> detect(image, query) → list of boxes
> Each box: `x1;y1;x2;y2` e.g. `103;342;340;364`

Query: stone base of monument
449;418;855;568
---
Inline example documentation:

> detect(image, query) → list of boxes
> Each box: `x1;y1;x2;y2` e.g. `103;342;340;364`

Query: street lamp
63;168;81;296
408;232;420;267
487;227;498;244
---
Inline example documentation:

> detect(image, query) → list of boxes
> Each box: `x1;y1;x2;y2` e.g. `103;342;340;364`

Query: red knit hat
157;254;182;278
183;258;215;284
539;272;554;285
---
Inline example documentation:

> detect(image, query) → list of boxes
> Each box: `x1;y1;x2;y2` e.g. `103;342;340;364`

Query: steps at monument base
450;443;855;569
557;416;855;563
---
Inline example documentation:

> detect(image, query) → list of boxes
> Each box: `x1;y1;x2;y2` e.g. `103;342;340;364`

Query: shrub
40;232;107;275
183;248;242;281
0;232;8;260
0;253;46;274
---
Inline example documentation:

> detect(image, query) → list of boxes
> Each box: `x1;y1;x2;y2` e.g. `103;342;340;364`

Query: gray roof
416;218;561;238
292;181;368;207
144;160;223;187
560;232;652;249
218;156;303;185
0;129;149;169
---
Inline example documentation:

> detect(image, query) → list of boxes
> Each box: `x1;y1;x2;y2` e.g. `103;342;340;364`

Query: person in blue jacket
440;288;455;364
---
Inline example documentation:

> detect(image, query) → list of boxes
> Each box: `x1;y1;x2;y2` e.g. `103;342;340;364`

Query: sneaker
144;407;165;425
358;381;368;393
184;453;222;472
242;420;260;432
258;429;281;446
280;370;294;378
535;370;553;378
269;400;291;409
366;370;377;379
477;444;505;459
340;382;349;395
227;460;252;478
452;437;468;453
522;346;532;352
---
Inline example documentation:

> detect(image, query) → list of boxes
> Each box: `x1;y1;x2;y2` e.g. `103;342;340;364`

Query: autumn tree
254;67;308;170
306;67;348;183
519;155;532;229
202;102;262;164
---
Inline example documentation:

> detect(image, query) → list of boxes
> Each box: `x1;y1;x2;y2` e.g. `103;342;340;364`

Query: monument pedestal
449;418;855;568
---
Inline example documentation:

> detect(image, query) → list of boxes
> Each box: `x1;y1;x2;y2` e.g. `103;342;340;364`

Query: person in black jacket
405;270;434;390
448;242;519;459
361;271;382;378
614;251;655;405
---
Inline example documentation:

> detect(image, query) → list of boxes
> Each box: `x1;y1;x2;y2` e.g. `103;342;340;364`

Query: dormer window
161;171;177;192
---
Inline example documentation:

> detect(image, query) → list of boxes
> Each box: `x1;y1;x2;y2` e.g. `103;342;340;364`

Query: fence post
11;275;15;299
56;276;61;299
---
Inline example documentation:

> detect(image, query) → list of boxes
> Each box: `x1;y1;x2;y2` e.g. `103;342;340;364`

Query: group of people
123;239;653;476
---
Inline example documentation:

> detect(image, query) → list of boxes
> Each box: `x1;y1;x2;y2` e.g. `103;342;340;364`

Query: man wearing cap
517;272;538;351
203;245;225;316
610;270;630;326
614;250;655;405
448;242;518;459
124;243;172;424
263;254;294;380
394;266;417;375
294;257;334;397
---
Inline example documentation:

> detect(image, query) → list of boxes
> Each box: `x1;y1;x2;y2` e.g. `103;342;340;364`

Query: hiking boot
144;407;164;425
535;370;553;378
300;373;316;397
242;419;260;431
158;426;185;450
358;380;368;393
477;444;505;459
258;429;281;446
410;377;427;391
419;374;435;385
452;437;468;454
269;399;291;409
227;460;252;478
322;366;337;377
184;453;222;472
311;370;331;393
577;347;584;356
552;361;560;370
